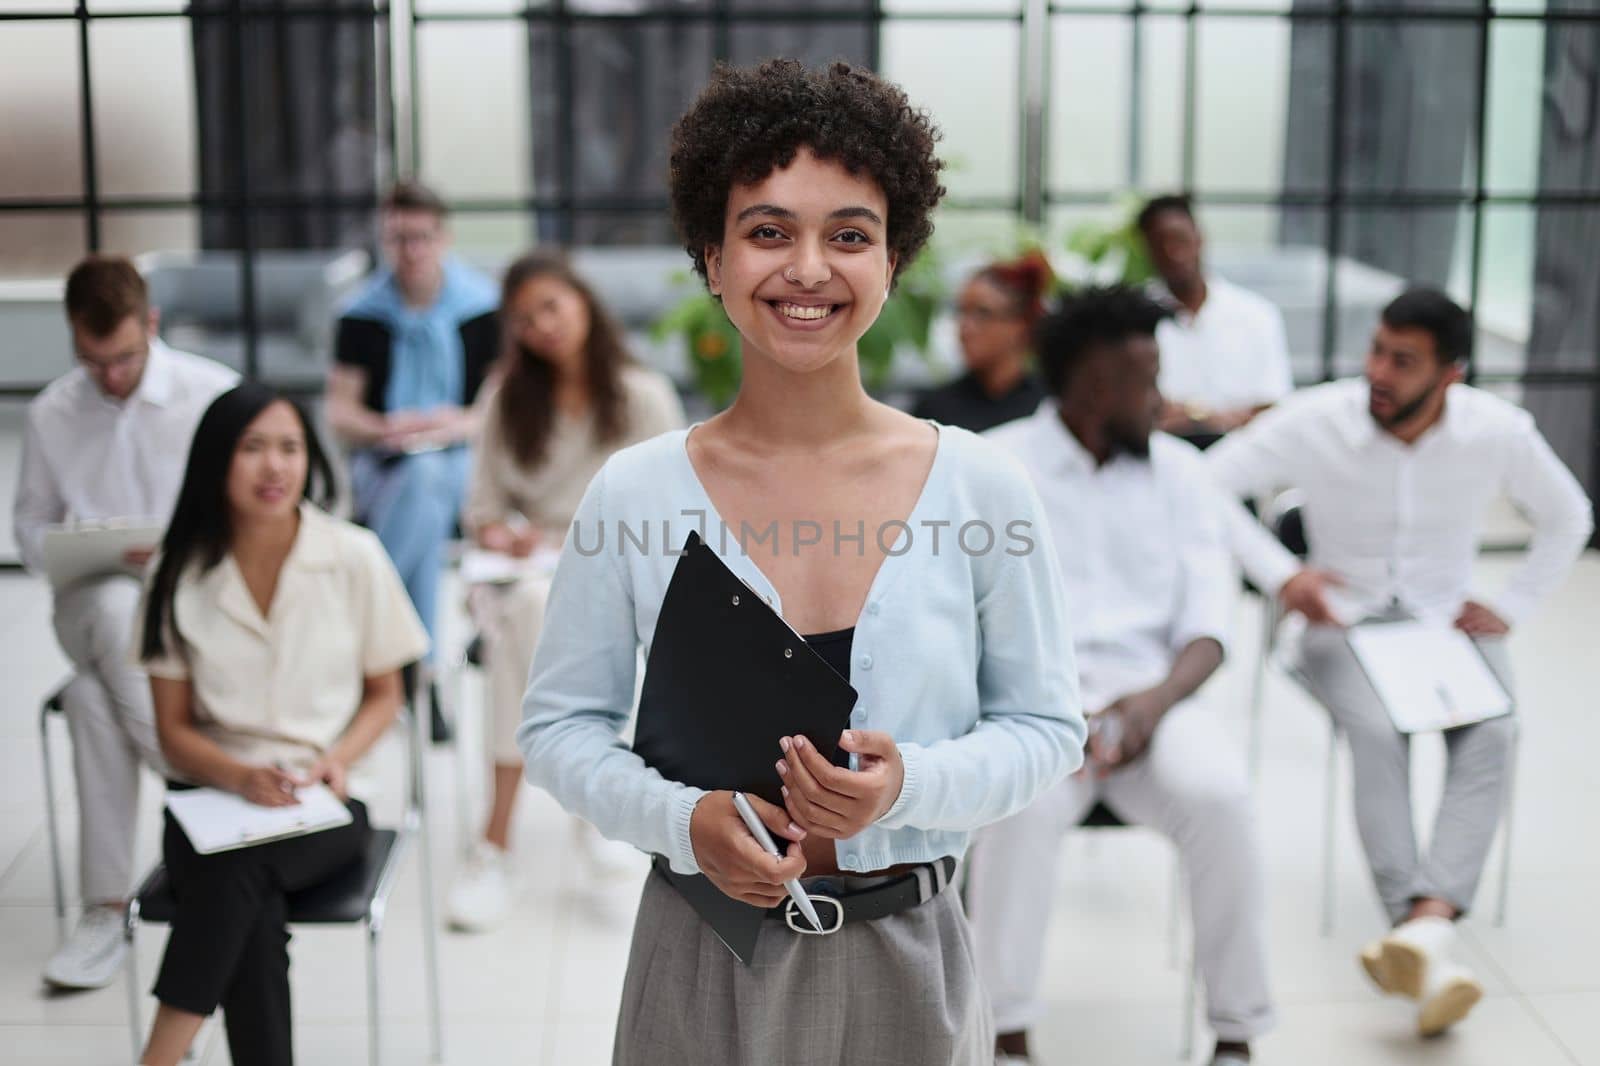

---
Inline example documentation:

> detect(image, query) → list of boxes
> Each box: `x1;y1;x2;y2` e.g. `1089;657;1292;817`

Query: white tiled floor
2;554;1596;1065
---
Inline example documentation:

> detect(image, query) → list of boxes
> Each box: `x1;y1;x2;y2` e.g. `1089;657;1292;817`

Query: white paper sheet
41;519;166;588
165;782;354;855
458;547;561;585
1346;621;1514;734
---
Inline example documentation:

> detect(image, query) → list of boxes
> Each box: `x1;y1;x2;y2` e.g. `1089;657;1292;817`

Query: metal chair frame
1244;491;1517;936
119;697;444;1066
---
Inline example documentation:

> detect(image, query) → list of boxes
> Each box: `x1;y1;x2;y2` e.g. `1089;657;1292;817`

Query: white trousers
52;576;169;902
967;698;1275;1042
468;573;552;766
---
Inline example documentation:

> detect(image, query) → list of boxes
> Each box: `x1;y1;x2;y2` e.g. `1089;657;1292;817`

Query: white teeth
775;302;834;321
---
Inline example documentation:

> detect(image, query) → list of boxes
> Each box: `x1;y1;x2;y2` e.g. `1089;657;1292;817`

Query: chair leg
366;922;382;1066
1247;597;1277;786
1320;720;1339;937
418;812;445;1061
1178;954;1197;1061
124;903;144;1063
40;709;68;941
1495;723;1520;928
1166;853;1183;969
454;660;478;857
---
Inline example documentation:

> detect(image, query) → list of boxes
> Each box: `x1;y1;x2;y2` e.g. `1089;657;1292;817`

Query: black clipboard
633;529;858;963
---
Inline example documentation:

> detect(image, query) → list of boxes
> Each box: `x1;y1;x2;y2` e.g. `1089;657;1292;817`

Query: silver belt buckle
784;894;843;935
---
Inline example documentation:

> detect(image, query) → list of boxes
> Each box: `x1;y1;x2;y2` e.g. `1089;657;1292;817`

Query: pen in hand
731;791;824;933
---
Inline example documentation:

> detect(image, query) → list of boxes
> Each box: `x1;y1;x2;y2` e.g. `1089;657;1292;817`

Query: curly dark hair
668;59;946;287
1035;286;1172;398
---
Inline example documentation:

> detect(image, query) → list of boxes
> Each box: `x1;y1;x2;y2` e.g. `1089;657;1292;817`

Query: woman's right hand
689;791;807;907
235;765;302;808
477;522;518;555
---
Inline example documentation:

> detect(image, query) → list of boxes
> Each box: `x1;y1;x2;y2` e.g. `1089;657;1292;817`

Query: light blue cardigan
517;422;1086;876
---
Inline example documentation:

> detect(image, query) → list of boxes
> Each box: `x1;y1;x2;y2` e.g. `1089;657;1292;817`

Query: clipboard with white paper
165;783;354;855
458;546;562;585
41;519;166;588
1345;620;1514;734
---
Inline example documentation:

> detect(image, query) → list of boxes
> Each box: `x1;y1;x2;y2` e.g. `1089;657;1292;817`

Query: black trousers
154;796;371;1066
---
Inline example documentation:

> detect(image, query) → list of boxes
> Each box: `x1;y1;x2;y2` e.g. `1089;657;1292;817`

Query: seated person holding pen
518;60;1085;1066
968;288;1274;1066
447;250;684;931
13;255;236;990
1207;288;1592;1037
131;384;428;1066
325;180;499;681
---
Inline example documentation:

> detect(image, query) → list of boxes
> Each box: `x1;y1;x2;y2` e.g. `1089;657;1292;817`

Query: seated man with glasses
912;252;1052;433
326;179;499;690
14;254;237;990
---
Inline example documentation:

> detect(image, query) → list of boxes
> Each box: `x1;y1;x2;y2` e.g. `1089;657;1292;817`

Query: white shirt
1153;275;1293;412
517;423;1085;877
134;504;430;781
13;340;238;573
987;404;1235;710
1207;379;1593;626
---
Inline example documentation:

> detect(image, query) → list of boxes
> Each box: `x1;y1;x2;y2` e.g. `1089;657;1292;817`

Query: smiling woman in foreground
517;59;1086;1065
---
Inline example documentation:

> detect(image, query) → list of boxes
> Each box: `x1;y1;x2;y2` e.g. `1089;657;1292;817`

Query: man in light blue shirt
325;180;499;678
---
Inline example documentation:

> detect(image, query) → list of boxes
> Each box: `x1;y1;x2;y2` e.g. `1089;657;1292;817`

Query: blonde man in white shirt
1137;195;1293;440
968;287;1273;1066
1208;287;1593;1037
12;256;237;991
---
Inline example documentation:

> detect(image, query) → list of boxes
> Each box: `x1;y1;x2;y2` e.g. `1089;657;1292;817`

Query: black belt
763;856;958;935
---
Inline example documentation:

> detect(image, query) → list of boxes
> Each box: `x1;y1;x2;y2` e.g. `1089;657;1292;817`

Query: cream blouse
464;364;685;543
134;503;430;773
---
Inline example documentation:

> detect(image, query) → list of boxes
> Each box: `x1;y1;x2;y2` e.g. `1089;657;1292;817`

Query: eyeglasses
381;228;441;249
75;342;148;378
955;305;1020;324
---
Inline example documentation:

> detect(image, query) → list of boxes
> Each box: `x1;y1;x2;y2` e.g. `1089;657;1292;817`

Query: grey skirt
613;868;994;1066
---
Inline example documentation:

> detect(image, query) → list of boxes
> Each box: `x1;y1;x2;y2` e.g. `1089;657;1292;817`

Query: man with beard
1208;287;1592;1037
969;287;1274;1066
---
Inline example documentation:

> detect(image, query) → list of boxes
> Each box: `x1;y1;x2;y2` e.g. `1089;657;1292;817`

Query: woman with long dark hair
912;250;1054;433
518;60;1084;1064
134;384;427;1066
446;250;683;931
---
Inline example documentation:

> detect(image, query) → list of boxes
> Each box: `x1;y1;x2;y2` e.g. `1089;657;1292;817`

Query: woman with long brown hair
445;250;684;931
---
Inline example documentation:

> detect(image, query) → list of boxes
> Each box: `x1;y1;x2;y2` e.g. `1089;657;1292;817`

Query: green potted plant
1062;193;1156;287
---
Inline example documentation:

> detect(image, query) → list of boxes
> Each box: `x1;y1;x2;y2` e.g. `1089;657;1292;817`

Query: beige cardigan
464;364;685;542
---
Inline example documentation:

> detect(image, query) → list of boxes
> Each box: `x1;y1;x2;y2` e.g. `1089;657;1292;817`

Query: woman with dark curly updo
518;59;1085;1065
913;250;1054;433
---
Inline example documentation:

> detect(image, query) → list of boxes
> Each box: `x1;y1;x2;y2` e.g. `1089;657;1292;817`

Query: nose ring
784;265;799;284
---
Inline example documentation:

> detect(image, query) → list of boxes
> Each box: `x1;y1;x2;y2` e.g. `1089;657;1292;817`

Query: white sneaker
43;905;127;990
446;841;513;933
1417;960;1483;1036
1359;914;1457;999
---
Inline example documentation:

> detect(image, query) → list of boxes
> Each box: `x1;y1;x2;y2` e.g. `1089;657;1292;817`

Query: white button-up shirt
1207;379;1593;626
12;340;238;573
134;503;430;780
987;403;1235;711
1153;274;1294;412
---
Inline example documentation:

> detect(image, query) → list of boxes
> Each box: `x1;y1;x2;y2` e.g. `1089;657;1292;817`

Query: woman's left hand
301;756;350;801
777;730;904;840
